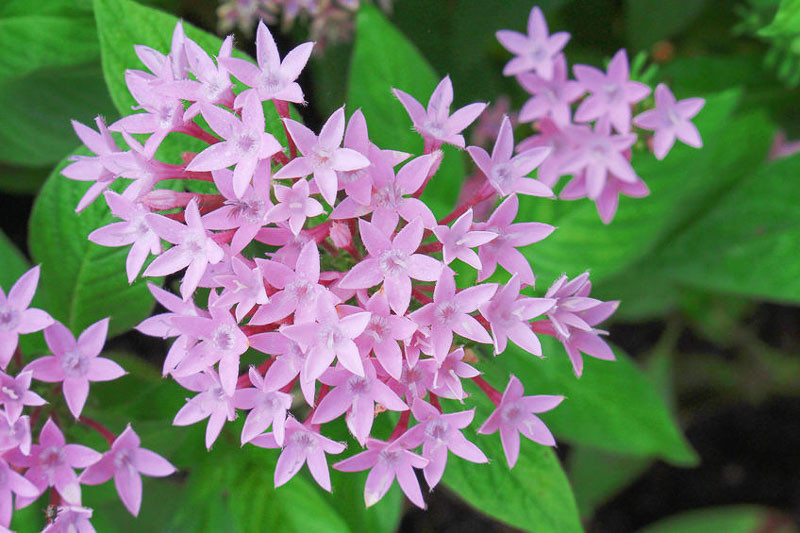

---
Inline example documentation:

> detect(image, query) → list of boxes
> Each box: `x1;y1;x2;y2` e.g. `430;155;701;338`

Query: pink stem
472;376;502;406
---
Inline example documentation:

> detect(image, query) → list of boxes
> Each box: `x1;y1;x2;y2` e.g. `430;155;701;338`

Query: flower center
346;375;371;396
424;418;450;443
212;325;237;352
433;302;459;326
379;249;409;276
62;350;89;378
113;448;134;470
0;306;19;331
491;164;514;187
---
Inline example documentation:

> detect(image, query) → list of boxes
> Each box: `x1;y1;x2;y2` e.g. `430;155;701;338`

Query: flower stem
78;416;116;446
472;376;502;406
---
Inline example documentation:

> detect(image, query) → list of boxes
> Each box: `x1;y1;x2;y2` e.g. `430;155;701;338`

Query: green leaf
0;62;117;167
442;388;582;533
28;148;156;336
625;0;711;50
0;164;48;194
637;505;797;533
0;228;29;290
489;338;697;465
758;0;800;40
348;3;466;219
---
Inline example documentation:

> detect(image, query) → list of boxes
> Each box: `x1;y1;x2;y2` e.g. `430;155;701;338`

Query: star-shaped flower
0;265;53;368
633;83;704;159
496;6;570;79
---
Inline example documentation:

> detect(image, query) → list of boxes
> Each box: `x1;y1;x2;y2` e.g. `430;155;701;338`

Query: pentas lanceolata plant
0;267;175;532
56;5;704;514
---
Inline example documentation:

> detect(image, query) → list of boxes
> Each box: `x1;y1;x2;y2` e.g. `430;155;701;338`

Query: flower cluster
494;6;706;223
60;6;701;511
0;267;175;531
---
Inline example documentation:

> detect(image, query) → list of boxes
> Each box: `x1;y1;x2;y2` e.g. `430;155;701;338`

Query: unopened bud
329;221;352;249
141;189;194;211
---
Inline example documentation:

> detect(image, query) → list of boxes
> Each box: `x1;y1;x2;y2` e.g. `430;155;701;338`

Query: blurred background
2;0;800;531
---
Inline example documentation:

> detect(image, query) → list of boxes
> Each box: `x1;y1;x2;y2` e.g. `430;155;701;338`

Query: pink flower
477;375;562;467
517;53;583;126
0;265;53;368
144;199;225;301
274;107;371;206
560;168;650;224
250;417;345;491
222;20;314;106
186;94;282;198
88;191;161;283
573;49;651;134
339;218;443;315
355;292;417;380
533;272;619;377
267;178;325;235
233;366;292;445
0;457;38;527
333;436;428;508
172;369;237;450
405;400;487;488
26;319;125;419
312;359;408;445
7;418;101;506
79;425;176;516
210;256;268;322
0;370;46;423
409;270;496;360
393;76;487;151
250;331;317;406
61;117;123;212
433;208;497;269
496;6;570;79
467;116;553;198
474;194;554;285
633;83;704;159
41;505;94;533
0;413;31;455
479;273;555;356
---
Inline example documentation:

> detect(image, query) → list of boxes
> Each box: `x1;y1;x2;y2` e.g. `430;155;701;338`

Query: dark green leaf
625;0;711;50
637;505;797;533
0;228;29;290
568;446;651;517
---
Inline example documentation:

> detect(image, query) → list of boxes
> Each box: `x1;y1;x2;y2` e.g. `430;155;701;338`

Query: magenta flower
0;370;45;423
186;94;282;198
474;194;554;285
61;117;123;212
251;240;326;325
433;208;497;269
233;366;292;445
281;295;371;380
409;270;496;360
88;191;161;283
41;505;94;533
477;375;563;467
405;400;487;488
26;319;125;419
573;49;651;133
355;292;417;379
334;436;428;508
533;272;619;376
517;53;584;126
339;218;443;316
202;165;273;254
479;273;555;356
274;107;371;206
250;417;345;491
0;265;53;368
222;20;314;106
143;199;225;300
633;83;705;159
467;116;553;198
393;76;487;151
0;457;38;527
79;425;176;516
496;6;570;79
312;359;408;445
7;418;101;506
267;178;325;235
172;369;237;450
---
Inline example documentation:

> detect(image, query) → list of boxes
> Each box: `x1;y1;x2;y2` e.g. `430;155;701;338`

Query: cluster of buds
61;6;702;511
217;0;393;52
0;267;175;531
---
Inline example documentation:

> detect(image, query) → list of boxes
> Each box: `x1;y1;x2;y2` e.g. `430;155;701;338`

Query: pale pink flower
573;49;651;134
560;168;650;224
233;366;292;445
0;457;38;527
633;83;704;159
172;369;237;450
274;107;370;205
517;53;583;125
477;375;562;467
0;412;31;455
211;257;268;322
427;347;480;401
496;6;570;79
355;292;417;380
250;331;317;406
267;178;325;235
79;425;176;516
393;76;486;151
61;117;123;212
405;399;487;488
333;436;428;508
0;265;53;368
433;208;497;269
41;505;94;533
26;319;125;419
250;417;345;491
0;370;45;423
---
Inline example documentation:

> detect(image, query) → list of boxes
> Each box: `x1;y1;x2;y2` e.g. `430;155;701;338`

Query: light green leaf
442;388;582;533
28;148;155;337
489;338;697;465
348;3;466;219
